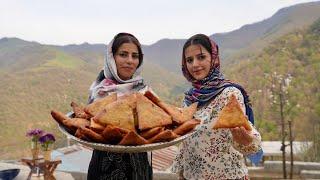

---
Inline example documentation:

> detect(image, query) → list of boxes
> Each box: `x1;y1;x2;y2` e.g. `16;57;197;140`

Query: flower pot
30;141;39;160
30;148;39;160
43;150;52;161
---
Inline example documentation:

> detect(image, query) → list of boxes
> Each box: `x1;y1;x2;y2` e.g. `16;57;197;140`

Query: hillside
0;39;186;159
1;1;320;161
224;1;320;64
224;18;320;160
145;1;320;73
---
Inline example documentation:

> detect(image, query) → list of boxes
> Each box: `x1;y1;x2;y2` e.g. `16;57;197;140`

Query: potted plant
26;129;44;160
39;133;55;161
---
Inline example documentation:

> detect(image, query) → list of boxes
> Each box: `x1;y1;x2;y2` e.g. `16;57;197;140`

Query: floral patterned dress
171;87;262;180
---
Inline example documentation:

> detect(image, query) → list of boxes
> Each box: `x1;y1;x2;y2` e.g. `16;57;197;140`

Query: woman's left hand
231;126;253;146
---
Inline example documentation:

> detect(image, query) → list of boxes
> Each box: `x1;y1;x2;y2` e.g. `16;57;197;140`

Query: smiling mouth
193;69;203;74
122;67;133;70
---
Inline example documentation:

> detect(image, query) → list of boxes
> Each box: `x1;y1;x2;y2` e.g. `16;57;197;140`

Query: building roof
261;141;312;156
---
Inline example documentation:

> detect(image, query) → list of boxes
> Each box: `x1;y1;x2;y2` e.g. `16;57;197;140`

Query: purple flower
39;133;56;151
26;129;44;142
26;129;44;137
39;133;55;143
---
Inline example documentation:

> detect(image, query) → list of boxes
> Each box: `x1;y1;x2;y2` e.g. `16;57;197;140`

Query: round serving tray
58;112;196;153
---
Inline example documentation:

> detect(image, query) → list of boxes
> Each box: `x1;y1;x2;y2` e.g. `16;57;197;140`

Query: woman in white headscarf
87;33;152;180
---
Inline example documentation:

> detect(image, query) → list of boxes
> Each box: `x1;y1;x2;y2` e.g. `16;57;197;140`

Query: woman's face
114;42;140;80
185;44;212;80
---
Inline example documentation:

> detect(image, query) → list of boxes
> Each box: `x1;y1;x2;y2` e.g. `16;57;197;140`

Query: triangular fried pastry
51;110;68;125
75;129;91;141
92;98;135;131
90;118;105;133
136;94;172;130
78;126;105;143
173;119;201;135
212;94;252;131
71;102;91;119
84;93;117;116
102;125;125;144
118;93;137;109
148;129;180;143
118;131;149;145
159;102;198;124
118;93;139;127
68;118;90;129
140;127;164;139
51;110;83;132
144;90;161;104
144;90;198;124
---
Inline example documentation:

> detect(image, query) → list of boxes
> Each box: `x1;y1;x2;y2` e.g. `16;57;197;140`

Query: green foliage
309;17;320;35
0;38;187;160
225;19;320;161
256;119;279;140
43;51;83;69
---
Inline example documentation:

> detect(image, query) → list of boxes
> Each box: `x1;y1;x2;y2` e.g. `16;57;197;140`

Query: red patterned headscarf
181;34;232;107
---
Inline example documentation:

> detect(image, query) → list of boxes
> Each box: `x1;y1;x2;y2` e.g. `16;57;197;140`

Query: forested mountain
225;18;320;161
1;2;319;160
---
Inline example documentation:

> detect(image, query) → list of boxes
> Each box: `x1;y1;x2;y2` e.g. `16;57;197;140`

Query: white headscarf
89;33;146;101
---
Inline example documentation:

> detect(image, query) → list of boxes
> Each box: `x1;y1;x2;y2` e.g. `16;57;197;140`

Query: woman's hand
231;126;253;146
178;170;185;180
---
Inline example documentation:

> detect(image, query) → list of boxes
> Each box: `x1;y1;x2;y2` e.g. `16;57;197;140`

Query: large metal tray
58;112;195;153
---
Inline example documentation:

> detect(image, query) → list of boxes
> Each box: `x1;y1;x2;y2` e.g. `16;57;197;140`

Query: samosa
136;94;172;130
92;98;136;131
144;90;198;124
84;93;117;116
118;131;149;145
212;94;252;131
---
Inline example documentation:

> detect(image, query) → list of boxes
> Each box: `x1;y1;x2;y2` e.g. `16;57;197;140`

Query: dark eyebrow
194;53;205;56
118;50;139;54
118;51;129;54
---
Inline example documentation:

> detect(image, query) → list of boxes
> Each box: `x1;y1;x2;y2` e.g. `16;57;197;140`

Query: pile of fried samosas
51;90;200;146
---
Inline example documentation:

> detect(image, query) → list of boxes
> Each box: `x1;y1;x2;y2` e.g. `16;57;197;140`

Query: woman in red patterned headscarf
171;34;262;180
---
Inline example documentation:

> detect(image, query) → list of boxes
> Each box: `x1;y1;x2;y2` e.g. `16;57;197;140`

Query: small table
21;158;62;180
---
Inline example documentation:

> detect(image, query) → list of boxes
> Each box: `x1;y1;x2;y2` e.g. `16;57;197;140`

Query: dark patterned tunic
87;150;153;180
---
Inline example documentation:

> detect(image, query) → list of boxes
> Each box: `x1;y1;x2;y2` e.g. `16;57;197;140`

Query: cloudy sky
0;0;318;45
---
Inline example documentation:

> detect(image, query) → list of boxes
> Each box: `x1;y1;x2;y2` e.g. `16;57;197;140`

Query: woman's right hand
178;170;185;180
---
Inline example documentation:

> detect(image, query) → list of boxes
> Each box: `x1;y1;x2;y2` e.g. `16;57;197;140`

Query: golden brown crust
158;102;198;124
92;99;136;131
136;94;172;130
84;93;117;116
212;94;252;131
51;110;78;132
51;110;69;125
173;119;201;135
69;118;90;129
79;126;105;143
90;118;105;133
51;92;200;146
101;125;125;144
144;90;198;124
118;131;149;145
71;102;91;119
75;129;91;141
117;93;137;109
140;127;164;139
144;90;161;104
148;129;179;143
